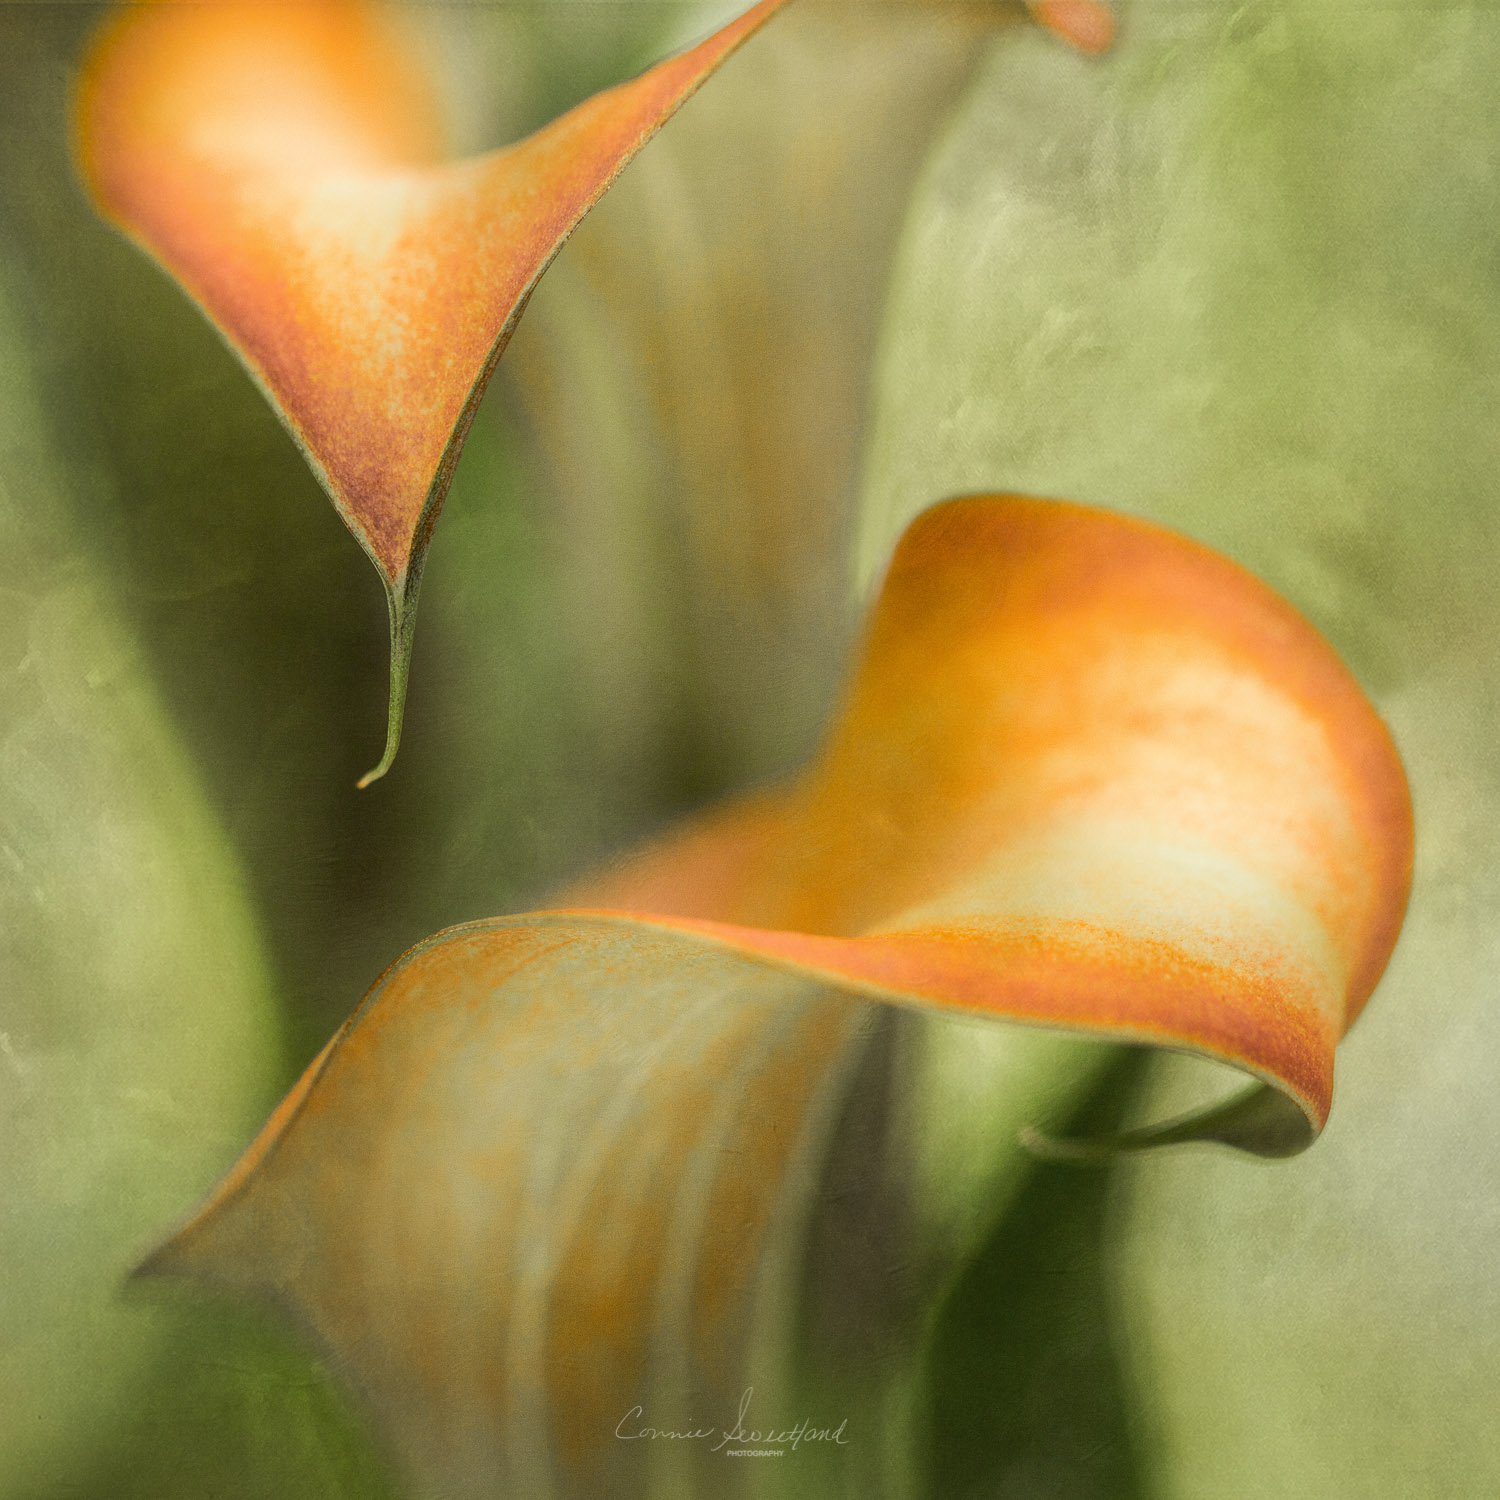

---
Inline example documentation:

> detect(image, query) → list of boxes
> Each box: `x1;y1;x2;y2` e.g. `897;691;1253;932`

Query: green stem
357;569;421;789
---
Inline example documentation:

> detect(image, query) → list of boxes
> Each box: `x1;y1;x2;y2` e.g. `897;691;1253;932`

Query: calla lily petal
72;0;791;783
145;496;1410;1496
569;496;1411;1138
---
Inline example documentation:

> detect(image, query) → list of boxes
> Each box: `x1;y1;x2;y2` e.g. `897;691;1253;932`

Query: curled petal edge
172;494;1414;1263
135;495;1412;1492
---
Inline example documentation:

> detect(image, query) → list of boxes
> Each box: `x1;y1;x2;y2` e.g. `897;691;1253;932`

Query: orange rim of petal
73;0;794;784
561;496;1412;1141
181;495;1412;1250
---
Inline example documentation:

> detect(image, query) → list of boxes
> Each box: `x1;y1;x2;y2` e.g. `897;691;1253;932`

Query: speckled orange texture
152;499;1411;1493
179;493;1415;1212
567;496;1413;1128
75;0;792;583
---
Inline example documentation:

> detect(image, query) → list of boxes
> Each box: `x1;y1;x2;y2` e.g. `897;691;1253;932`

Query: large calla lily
145;494;1411;1497
74;0;792;783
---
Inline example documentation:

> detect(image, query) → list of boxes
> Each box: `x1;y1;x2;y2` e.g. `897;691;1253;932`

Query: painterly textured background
3;2;1497;1496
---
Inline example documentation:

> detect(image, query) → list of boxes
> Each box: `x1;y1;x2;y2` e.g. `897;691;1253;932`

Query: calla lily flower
75;0;793;784
142;493;1411;1497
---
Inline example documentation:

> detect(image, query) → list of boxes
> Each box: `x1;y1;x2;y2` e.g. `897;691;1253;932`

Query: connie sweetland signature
615;1387;849;1456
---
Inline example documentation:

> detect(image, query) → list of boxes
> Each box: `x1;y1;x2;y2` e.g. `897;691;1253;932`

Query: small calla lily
71;0;1117;787
145;495;1411;1497
73;0;792;784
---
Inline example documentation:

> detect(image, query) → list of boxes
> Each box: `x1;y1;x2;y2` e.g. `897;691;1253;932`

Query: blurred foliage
37;1296;399;1500
0;114;316;1495
505;0;993;793
921;1050;1147;1500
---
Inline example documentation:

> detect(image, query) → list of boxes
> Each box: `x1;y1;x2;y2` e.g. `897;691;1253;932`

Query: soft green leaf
918;1052;1148;1500
36;1298;400;1500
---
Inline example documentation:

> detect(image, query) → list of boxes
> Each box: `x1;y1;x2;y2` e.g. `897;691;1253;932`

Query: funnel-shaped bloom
145;496;1411;1497
73;0;792;783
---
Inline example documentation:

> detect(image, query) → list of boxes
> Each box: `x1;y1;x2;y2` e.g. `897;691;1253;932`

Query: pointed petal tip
129;1238;181;1285
356;576;415;789
128;1214;215;1289
355;760;390;792
356;709;400;787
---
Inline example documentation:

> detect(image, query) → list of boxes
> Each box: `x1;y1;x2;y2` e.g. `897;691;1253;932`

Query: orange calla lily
145;496;1411;1496
566;495;1412;1137
73;0;792;784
